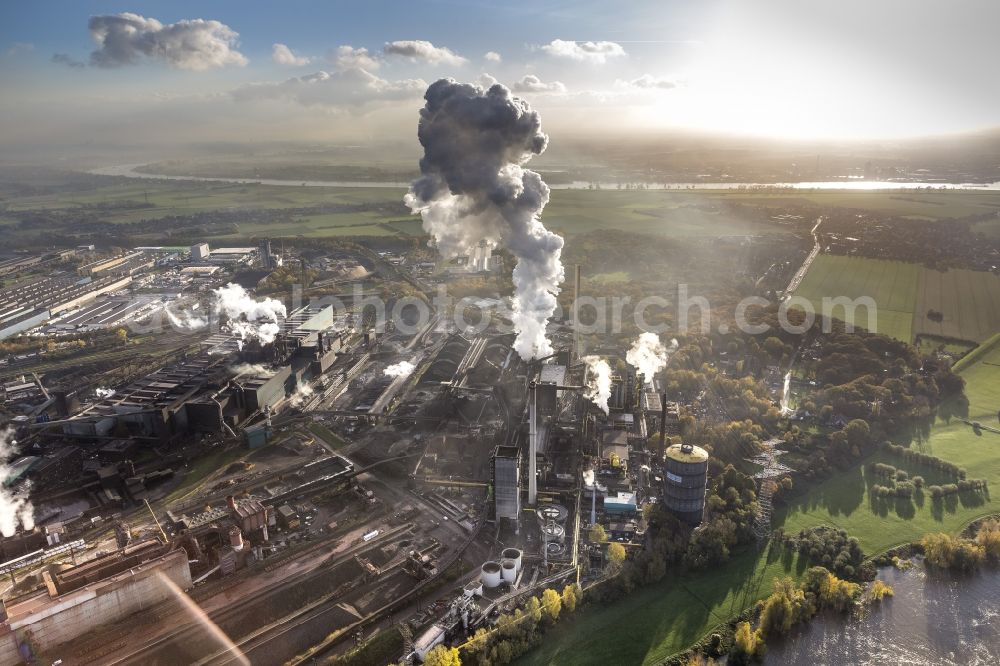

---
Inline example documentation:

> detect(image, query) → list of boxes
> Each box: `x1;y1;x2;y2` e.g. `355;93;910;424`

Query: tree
732;621;761;661
561;583;579;613
115;327;128;343
608;542;627;567
424;645;461;666
763;336;785;358
541;588;562;622
526;596;542;623
843;418;871;449
588;524;608;543
976;519;1000;562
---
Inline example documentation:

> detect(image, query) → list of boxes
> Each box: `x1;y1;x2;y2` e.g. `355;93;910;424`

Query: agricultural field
914;267;1000;342
6;175;1000;243
722;189;1000;221
792;255;920;342
542;190;793;238
794;254;1000;344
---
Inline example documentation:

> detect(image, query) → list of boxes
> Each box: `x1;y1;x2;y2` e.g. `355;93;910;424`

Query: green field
914;267;1000;343
7;178;1000;242
794;254;1000;344
522;549;804;666
722;190;1000;221
781;334;1000;551
793;254;920;341
542;190;792;238
522;334;1000;665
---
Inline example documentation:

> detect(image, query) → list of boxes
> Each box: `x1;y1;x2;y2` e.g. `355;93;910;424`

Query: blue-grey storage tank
663;442;709;525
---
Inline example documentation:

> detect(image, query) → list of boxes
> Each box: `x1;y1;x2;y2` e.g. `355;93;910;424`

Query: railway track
104;523;414;666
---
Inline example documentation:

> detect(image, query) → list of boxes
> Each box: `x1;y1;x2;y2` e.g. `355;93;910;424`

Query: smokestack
573;264;582;361
226;495;237;513
528;381;538;506
659;393;668;458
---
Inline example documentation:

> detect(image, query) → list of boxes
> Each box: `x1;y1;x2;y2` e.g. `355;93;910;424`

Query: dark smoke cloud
88;12;247;70
405;79;564;359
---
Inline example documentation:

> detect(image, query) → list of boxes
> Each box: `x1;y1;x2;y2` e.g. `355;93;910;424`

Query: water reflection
764;562;1000;665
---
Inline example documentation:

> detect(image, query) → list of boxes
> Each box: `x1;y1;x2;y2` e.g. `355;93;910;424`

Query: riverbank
764;559;1000;664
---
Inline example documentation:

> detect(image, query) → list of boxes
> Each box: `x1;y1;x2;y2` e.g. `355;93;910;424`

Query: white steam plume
582;355;612;415
164;304;207;330
626;333;677;384
405;79;564;360
289;381;314;407
213;283;286;346
0;428;35;537
384;360;416;378
229;363;274;377
95;387;116;399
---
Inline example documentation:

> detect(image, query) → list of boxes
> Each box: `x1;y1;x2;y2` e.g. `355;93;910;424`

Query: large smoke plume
626;333;677;383
582;355;612;415
213;283;286;347
405;79;564;360
0;428;35;538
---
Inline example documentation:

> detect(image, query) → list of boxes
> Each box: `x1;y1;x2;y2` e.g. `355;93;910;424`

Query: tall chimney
227;495;237;513
659;392;668;458
573;265;582;361
528;381;538;506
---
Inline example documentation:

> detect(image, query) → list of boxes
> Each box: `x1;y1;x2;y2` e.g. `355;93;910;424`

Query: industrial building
190;243;210;261
59;303;345;442
0;540;191;664
258;238;274;270
77;251;150;277
491;445;520;522
0;273;133;339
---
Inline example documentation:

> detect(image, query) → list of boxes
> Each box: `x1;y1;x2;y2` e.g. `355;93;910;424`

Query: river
88;164;1000;191
764;562;1000;665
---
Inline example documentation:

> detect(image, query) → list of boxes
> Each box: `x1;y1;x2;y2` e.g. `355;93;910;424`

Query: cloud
5;42;33;57
331;45;380;71
512;74;567;94
484;51;501;63
52;53;85;69
232;68;425;109
540;39;626;63
88;12;248;70
617;74;677;90
272;43;311;66
477;73;499;88
383;40;467;66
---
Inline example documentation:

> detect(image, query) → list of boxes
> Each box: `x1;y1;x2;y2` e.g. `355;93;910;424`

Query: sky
1;0;998;155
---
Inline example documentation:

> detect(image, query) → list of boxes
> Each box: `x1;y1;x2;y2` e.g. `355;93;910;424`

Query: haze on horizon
1;0;999;159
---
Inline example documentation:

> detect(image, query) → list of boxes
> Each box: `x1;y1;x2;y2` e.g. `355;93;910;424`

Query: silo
481;561;502;588
500;559;517;584
229;525;244;551
501;547;523;573
664;442;709;525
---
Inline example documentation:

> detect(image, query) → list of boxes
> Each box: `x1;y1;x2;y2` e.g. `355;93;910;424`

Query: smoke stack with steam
582;355;612;415
626;333;677;385
405;79;564;360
